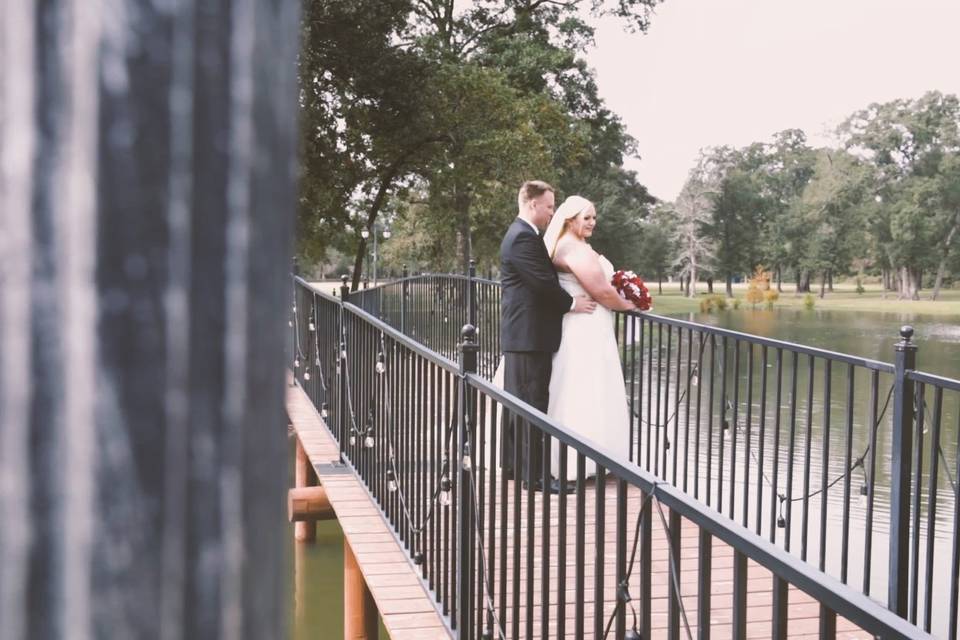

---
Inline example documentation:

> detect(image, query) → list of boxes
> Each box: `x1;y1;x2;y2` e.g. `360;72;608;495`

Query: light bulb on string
387;468;397;493
320;402;329;419
349;433;356;446
439;476;452;507
294;357;300;369
375;353;386;375
303;369;311;381
859;483;869;508
308;319;315;332
288;319;293;328
461;440;472;471
691;365;699;387
364;426;375;449
625;630;642;640
722;418;731;439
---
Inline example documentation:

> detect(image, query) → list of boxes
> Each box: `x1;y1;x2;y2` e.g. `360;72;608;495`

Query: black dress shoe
522;479;573;495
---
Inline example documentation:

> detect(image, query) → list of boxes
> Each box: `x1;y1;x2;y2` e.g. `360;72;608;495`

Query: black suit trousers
501;351;552;481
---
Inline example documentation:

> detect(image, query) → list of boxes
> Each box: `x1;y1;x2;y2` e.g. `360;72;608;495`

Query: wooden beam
294;437;317;541
288;486;334;522
344;539;379;640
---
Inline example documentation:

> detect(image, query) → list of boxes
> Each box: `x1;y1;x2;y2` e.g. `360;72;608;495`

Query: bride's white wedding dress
491;254;631;480
548;255;630;480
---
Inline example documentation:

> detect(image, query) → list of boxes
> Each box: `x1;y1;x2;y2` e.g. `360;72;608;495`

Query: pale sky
589;0;960;201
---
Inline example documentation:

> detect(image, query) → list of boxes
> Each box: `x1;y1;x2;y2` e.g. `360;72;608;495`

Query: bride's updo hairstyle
543;195;592;258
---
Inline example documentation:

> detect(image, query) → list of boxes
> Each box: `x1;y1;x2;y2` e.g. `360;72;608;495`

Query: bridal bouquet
611;270;652;310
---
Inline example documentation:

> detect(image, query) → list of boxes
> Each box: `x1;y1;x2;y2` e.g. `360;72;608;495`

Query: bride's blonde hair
543;195;592;258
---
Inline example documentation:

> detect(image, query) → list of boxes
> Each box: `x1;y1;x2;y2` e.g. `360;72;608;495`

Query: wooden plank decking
287;377;876;639
286;380;453;640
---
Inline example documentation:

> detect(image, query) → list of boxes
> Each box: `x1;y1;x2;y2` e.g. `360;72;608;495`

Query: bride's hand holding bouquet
611;269;652;311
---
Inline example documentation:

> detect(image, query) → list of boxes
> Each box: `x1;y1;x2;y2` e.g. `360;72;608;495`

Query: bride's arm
563;246;636;311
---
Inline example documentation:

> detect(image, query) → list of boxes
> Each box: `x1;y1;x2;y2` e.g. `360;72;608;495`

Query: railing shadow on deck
292;269;954;639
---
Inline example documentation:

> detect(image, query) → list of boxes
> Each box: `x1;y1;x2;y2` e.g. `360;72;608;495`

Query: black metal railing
291;272;948;639
339;268;958;638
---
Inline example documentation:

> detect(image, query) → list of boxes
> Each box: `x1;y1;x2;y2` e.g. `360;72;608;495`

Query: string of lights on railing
333;323;460;567
598;480;695;640
626;339;902;531
917;397;959;498
749;383;895;529
629;332;710;449
311;305;689;639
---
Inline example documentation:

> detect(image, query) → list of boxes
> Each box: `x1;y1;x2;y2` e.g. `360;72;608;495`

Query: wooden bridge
287;274;957;639
288;365;874;639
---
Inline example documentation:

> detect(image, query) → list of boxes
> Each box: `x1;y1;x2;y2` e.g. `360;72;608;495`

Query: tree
700;148;765;297
795;150;870;298
298;0;664;278
670;160;717;297
752;130;817;291
298;0;445;289
839;91;960;299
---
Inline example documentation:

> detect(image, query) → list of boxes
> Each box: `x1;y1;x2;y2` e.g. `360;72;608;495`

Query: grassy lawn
646;281;960;317
309;278;960;318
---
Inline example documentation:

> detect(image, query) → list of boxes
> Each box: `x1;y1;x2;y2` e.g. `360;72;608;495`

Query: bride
543;195;639;480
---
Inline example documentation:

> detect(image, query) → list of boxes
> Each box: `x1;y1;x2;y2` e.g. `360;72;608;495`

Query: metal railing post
338;275;350;461
456;324;479;639
888;325;917;617
468;259;477;329
401;265;409;335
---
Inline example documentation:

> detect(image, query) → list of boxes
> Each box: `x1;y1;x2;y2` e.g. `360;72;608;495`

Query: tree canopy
298;0;660;286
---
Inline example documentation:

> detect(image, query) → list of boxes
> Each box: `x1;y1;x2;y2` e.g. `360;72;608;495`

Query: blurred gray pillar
0;0;300;638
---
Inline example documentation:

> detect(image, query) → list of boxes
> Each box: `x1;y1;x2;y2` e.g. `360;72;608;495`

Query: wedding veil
542;195;593;258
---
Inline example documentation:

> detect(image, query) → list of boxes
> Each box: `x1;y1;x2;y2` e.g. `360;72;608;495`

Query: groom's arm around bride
499;180;594;491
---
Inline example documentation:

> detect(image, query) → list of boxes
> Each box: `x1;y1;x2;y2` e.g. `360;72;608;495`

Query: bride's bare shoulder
562;241;598;266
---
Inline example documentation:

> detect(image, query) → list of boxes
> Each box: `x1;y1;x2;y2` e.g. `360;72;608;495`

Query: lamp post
361;224;391;286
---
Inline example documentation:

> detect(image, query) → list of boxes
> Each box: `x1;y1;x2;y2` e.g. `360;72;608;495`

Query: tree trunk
689;259;698;298
931;212;960;301
899;266;921;300
455;191;472;273
776;266;783;292
658;273;663;295
819;271;827;299
827;270;834;292
725;274;733;298
706;277;714;294
0;2;297;636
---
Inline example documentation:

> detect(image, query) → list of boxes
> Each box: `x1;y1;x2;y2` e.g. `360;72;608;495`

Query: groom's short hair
518;180;554;209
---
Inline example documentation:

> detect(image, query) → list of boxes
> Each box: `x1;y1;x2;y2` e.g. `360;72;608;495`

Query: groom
500;180;595;492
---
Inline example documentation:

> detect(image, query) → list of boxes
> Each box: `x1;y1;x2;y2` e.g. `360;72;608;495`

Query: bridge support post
293;438;318;542
344;539;379;640
888;326;916;617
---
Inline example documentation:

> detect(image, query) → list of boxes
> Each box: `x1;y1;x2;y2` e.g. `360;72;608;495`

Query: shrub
699;294;728;313
803;293;816;310
855;277;865;295
764;289;779;310
745;265;770;307
732;297;741;310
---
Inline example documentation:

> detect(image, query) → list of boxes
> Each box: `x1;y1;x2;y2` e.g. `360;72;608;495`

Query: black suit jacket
500;218;573;352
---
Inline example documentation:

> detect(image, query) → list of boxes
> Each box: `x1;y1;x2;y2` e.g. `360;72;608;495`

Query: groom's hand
572;295;597;313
